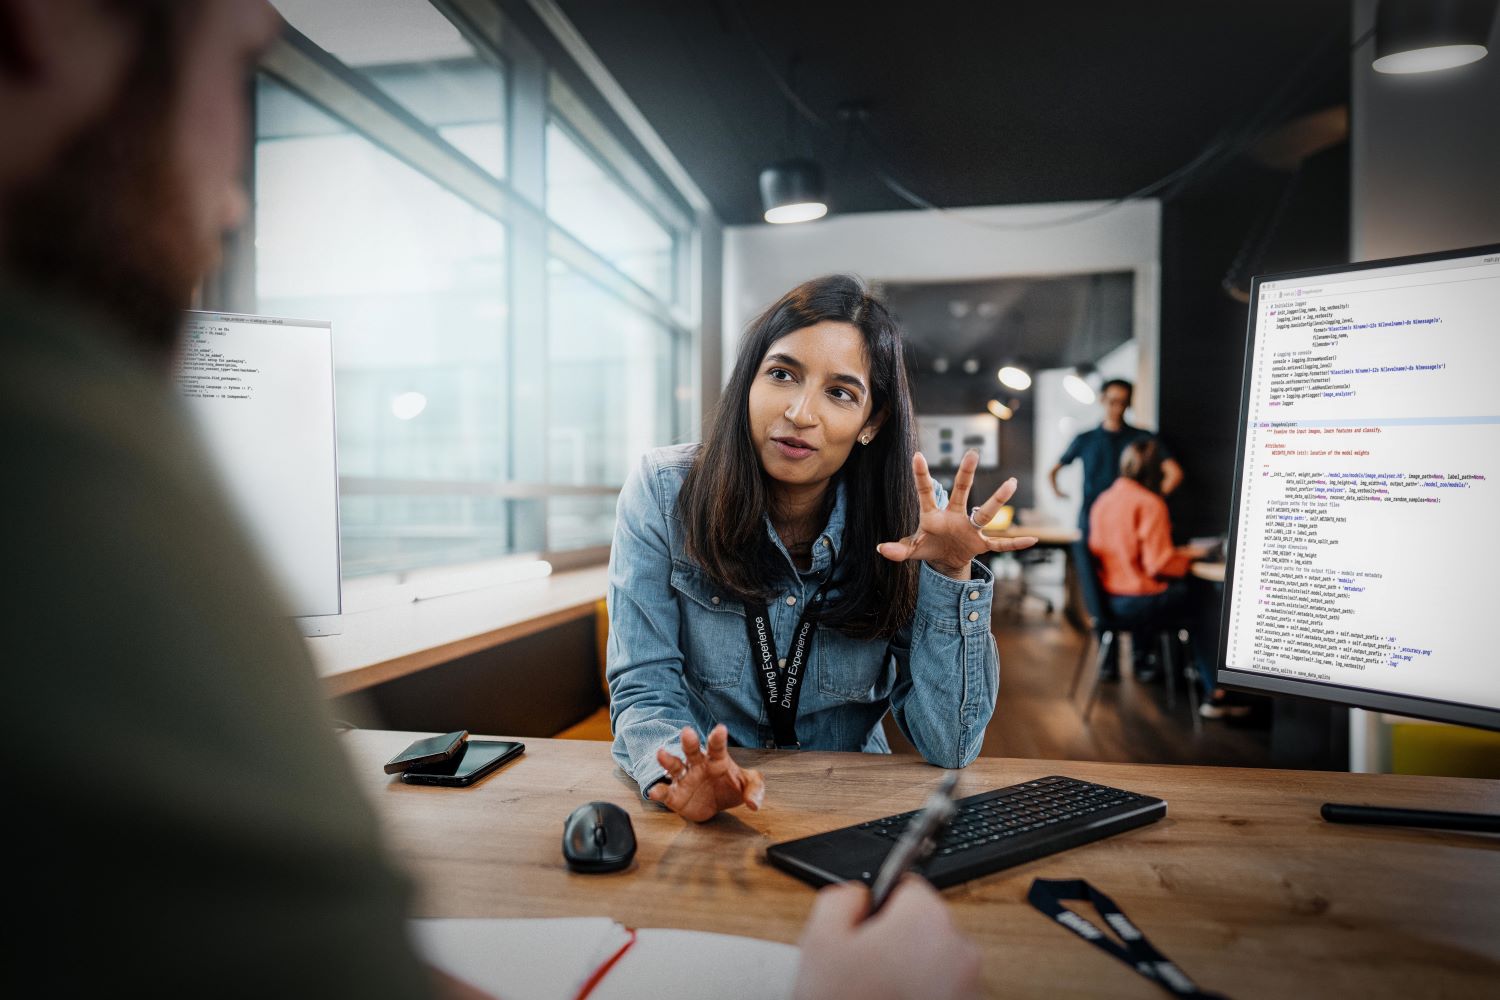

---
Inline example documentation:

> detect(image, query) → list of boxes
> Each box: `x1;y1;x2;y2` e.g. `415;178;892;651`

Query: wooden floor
887;605;1274;768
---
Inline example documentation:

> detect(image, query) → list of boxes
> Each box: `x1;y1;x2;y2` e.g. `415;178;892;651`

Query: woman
1087;440;1240;718
607;275;1036;822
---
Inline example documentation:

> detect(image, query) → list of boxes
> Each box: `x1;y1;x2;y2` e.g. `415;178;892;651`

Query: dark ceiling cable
850;112;1239;231
855;24;1372;232
720;0;832;130
730;0;1375;231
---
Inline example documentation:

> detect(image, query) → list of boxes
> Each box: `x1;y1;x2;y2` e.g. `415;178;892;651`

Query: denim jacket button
968;611;980;622
786;595;797;606
969;590;980;600
711;595;721;605
778;658;787;669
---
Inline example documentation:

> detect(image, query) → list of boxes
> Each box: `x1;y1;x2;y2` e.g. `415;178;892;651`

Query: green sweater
1;284;433;997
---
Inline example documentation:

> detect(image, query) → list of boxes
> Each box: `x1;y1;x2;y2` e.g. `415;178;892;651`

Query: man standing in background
1050;378;1184;530
1050;378;1184;682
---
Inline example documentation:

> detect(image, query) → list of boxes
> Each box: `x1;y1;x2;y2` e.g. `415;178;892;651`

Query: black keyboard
766;775;1166;889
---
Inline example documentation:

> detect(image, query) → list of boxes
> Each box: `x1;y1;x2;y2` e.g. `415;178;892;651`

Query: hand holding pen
867;772;960;913
792;774;980;1000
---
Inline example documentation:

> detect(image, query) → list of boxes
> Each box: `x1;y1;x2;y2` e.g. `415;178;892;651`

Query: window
255;78;512;575
546;121;677;302
545;261;691;549
244;2;700;579
272;0;507;177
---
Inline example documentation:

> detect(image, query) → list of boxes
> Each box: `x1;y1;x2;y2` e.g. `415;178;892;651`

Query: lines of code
176;322;261;401
1226;253;1500;713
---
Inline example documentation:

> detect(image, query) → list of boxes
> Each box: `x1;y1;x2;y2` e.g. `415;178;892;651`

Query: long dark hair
678;275;920;640
1120;439;1166;494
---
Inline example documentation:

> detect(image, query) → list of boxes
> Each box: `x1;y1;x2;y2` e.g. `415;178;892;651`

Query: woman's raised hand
877;450;1037;580
649;723;766;822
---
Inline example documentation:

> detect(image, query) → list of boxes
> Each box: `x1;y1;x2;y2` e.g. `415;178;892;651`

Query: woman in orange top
1088;441;1242;718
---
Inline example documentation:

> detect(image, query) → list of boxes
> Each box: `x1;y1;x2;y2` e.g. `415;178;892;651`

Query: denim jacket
607;444;999;794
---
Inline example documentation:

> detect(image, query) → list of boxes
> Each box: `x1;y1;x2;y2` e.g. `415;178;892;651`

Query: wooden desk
344;730;1500;998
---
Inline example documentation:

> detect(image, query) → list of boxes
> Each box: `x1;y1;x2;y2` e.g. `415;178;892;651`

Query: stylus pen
1321;802;1500;833
866;773;959;916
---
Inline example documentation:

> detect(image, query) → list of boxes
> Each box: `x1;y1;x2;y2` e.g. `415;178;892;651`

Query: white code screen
1225;248;1500;714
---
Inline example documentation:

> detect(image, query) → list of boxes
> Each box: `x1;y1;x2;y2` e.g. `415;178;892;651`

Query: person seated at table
607;274;1037;820
2;3;981;997
1087;441;1241;717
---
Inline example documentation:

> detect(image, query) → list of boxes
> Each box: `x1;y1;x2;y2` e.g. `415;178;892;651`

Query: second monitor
1220;243;1500;732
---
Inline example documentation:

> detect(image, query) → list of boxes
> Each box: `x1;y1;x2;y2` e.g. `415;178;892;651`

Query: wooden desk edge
320;597;600;698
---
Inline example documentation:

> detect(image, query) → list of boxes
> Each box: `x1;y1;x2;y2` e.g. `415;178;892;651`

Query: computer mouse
562;800;637;874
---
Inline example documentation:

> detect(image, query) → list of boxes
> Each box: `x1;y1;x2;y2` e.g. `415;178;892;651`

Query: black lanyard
1028;879;1228;999
743;574;833;750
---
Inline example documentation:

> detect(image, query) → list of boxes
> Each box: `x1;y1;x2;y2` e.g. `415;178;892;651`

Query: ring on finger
968;506;989;529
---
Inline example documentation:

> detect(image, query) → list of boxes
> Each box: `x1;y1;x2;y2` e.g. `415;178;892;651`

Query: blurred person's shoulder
0;284;178;452
1;285;432;996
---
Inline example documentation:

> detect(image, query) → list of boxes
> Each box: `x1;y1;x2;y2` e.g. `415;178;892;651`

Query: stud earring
860;433;872;445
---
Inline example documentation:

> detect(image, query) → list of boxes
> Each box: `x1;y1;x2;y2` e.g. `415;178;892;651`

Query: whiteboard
177;311;341;624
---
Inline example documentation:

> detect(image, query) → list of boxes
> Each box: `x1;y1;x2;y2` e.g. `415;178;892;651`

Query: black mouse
562;801;637;873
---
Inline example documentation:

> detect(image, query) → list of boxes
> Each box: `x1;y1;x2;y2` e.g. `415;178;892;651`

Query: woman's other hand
877;450;1037;580
649;724;766;822
793;877;983;1000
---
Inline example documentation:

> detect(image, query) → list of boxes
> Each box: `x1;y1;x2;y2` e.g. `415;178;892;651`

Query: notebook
411;917;801;1000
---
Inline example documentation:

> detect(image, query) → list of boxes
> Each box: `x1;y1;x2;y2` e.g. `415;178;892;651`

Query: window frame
214;1;708;580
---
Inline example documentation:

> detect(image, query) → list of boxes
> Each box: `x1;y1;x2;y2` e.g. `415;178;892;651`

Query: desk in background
344;730;1500;998
1191;560;1226;583
311;567;608;738
981;523;1083;624
984;523;1083;548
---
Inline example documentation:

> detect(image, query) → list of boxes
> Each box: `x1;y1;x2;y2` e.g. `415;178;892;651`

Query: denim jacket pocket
814;628;897;703
670;560;748;690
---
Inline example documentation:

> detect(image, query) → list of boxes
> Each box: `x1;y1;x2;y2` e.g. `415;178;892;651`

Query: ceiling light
1063;371;1097;405
932;356;950;374
760;159;828;224
1373;0;1494;74
962;358;981;375
986;399;1014;420
998;365;1032;391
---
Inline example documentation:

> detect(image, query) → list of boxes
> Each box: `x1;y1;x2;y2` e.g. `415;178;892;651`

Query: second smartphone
400;739;525;787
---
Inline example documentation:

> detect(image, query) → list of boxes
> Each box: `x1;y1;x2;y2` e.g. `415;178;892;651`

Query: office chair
1069;543;1203;732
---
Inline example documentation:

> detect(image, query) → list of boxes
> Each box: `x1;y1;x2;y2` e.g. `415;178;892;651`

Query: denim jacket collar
763;477;847;578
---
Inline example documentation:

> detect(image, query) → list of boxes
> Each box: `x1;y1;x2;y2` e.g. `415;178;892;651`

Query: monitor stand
295;614;343;637
1321;802;1500;833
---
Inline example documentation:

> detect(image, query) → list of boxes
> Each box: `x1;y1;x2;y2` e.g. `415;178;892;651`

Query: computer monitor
1220;243;1500;732
176;311;342;636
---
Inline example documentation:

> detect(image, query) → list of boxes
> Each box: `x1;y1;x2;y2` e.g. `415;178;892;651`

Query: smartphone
400;739;525;787
383;730;468;775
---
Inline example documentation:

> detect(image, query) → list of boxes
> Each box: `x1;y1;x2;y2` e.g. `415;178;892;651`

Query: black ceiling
553;0;1353;225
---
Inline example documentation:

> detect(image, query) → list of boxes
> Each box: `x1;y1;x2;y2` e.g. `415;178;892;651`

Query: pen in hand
866;773;960;916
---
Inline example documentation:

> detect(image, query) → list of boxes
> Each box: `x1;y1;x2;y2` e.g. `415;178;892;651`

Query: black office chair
1069;542;1202;730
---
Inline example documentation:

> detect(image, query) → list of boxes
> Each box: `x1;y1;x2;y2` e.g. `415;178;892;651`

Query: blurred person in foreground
0;2;981;997
1087;441;1241;717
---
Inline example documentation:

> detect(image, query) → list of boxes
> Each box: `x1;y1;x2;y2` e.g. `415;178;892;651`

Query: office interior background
213;0;1500;777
